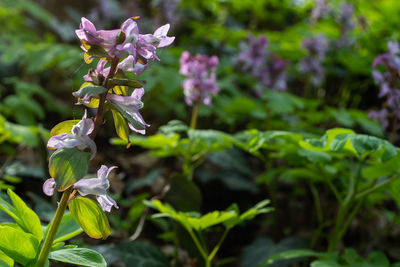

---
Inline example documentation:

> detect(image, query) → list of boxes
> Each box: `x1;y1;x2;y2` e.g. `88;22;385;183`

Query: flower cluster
234;34;289;94
179;51;219;106
42;17;174;212
300;35;329;87
336;2;355;47
369;41;400;129
311;0;330;24
76;17;174;76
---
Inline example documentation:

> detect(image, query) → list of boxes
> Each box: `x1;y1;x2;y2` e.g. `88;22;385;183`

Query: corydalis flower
83;59;110;85
47;111;97;159
116;20;175;75
75;17;119;56
42;165;118;212
300;35;328;86
74;165;119;212
336;2;355;47
234;34;289;93
370;41;400;129
179;51;219;106
311;0;329;24
107;88;150;134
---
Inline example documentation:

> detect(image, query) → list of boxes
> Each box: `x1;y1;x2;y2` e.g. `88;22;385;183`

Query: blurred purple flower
371;40;400;129
179;51;219;106
75;17;119;56
234;34;289;93
336;2;355;47
74;165;119;212
107;88;150;134
311;0;329;23
300;35;328;86
47;111;97;159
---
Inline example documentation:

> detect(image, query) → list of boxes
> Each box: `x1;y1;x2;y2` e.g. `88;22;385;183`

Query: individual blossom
83;59;110;85
179;51;219;106
107;88;150;134
300;35;329;87
370;41;400;129
42;166;119;212
75;17;119;56
74;165;119;212
336;2;355;47
47;111;97;159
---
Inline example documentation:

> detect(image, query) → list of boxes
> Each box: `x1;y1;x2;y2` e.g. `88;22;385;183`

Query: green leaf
7;189;42;242
109;102;146;131
263;249;323;265
111;109;130;142
49;248;106;267
0;225;39;265
49;148;90;191
53;212;83;244
85;45;109;58
109;78;145;88
164;175;202;212
72;85;108;101
49;120;80;137
0;249;13;267
69;197;110;239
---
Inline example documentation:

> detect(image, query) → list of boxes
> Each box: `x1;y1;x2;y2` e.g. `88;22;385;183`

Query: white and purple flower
42;165;119;212
47;111;97;159
107;88;150;134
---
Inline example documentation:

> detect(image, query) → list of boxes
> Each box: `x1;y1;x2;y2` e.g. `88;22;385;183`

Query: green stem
35;187;73;267
355;176;398;200
309;182;323;225
328;160;363;251
190;101;199;130
327;178;343;206
186;228;209;266
208;228;230;262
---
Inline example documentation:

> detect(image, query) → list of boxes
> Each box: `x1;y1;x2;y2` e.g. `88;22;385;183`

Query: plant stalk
35;187;73;267
190;101;199;130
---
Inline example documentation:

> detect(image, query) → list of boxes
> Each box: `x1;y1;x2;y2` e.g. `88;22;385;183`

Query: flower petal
43;178;56;196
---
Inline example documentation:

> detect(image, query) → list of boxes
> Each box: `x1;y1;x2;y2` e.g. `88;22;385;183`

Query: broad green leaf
49;120;80;137
69;197;110;239
72;85;108;101
225;199;273;229
7;189;42;242
109;102;146;131
53;212;83;244
0;225;39;265
362;154;400;179
49;148;90;190
109;78;145;88
49;248;106;267
0;249;13;267
164;175;202;212
111;109;130;142
298;149;331;163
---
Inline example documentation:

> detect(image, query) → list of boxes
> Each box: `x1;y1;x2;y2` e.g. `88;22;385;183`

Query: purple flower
75;17;119;56
234;34;289;93
336;2;355;47
371;41;400;129
179;51;219;106
300;35;328;86
311;0;329;23
83;59;110;85
107;88;150;134
43;178;56;196
74;165;119;212
47;111;97;159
